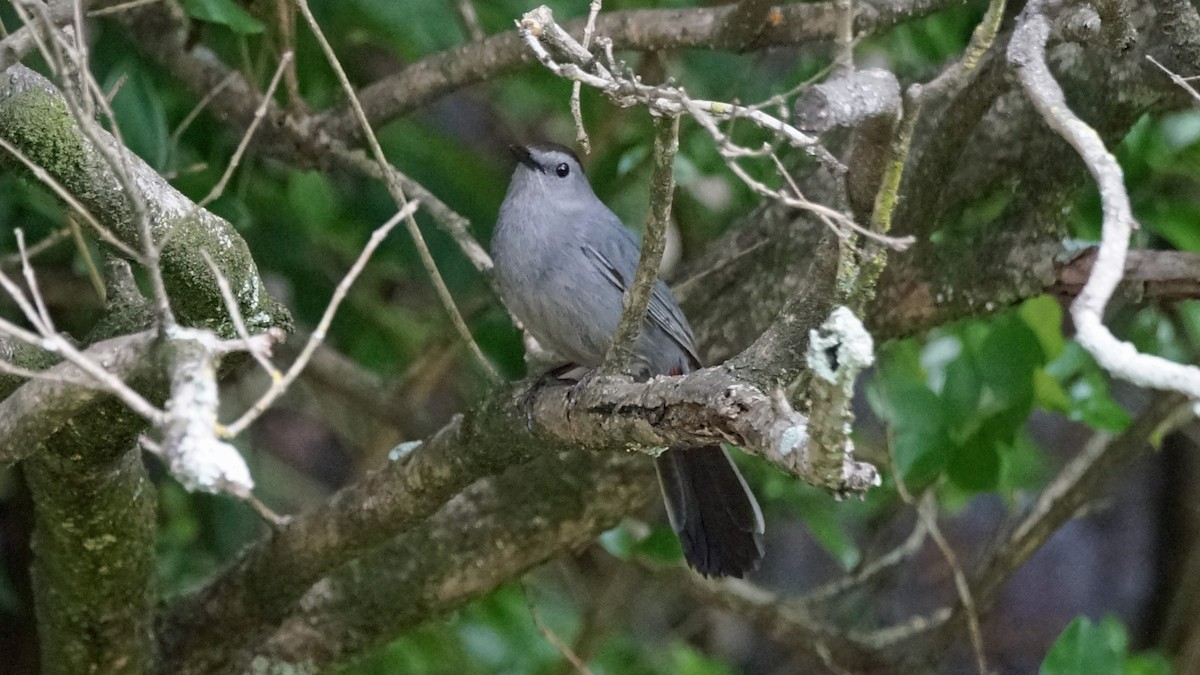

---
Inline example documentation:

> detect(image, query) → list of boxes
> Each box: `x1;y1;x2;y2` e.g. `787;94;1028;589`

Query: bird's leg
565;367;600;416
521;363;586;430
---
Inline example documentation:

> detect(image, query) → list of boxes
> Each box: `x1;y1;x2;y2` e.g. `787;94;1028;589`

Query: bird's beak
508;144;541;172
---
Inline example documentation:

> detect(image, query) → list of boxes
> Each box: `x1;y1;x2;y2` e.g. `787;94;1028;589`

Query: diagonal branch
0;63;290;332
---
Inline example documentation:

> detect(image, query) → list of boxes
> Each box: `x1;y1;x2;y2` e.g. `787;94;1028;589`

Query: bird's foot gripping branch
523;308;880;499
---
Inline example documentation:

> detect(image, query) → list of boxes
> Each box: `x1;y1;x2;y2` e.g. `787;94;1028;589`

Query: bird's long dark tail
655;445;765;578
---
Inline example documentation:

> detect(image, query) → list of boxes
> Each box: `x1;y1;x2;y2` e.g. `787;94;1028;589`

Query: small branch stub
805;306;879;495
157;328;254;497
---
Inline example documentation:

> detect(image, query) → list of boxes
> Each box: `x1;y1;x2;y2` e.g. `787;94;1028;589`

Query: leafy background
1;0;1199;672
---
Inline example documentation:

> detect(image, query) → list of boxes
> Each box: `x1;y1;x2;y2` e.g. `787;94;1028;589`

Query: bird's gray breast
492;212;622;368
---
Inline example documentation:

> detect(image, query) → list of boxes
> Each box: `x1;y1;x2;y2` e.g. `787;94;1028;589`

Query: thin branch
0;135;144;261
0;331;159;464
523;582;594;675
1053;249;1200;301
1147;54;1200;104
15;229;55;335
454;0;486;42
223;201;416;437
168;71;238;164
88;0;165;16
199;250;279;377
519;5;900;251
890;471;988;675
194;52;292;211
835;0;855;71
570;0;603;154
0;226;71;267
602;114;677;375
800;517;928;604
293;0;499;381
319;0;961;139
0;0;77;71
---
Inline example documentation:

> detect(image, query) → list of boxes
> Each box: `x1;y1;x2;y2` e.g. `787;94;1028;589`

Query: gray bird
491;143;764;578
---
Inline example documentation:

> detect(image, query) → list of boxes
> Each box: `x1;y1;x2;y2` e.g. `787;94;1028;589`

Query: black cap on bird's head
504;142;593;204
508;143;584;176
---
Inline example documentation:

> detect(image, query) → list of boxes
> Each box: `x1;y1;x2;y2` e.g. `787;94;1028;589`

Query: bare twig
223;201;418;437
570;0;603;154
293;0;499;381
199;249;280;377
523;582;594;675
454;0;486;42
195;52;292;210
0;330;163;463
15;1;174;327
88;0;165;16
14;229;54;333
168;72;239;163
835;0;854;71
801;518;929;603
1147;54;1200;104
517;5;902;251
0;226;71;267
602;114;677;375
0;135;144;261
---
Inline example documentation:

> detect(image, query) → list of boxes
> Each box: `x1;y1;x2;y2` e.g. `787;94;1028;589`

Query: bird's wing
580;228;700;370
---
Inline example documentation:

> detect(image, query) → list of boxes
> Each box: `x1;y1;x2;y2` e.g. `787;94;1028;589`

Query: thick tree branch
250;450;655;672
0;64;289;332
24;400;158;673
156;398;540;673
1052;249;1200;301
0;331;157;465
158;347;879;671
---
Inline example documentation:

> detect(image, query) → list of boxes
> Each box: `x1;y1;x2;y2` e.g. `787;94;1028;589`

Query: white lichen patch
806;306;875;383
388;440;423;462
778;424;807;456
169;437;254;496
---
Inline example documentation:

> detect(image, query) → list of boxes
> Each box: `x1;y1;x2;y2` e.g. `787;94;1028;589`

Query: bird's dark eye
555;163;570;177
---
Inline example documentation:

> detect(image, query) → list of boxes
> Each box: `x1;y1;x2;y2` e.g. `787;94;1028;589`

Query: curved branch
1010;0;1200;398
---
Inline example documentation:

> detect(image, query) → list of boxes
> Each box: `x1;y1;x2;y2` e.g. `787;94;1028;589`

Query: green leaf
940;350;981;425
1125;652;1174;675
976;315;1045;409
1033;369;1071;413
787;487;861;569
1019;295;1066;361
1044;342;1131;432
181;0;265;33
947;417;1003;492
870;379;951;487
287;170;340;234
598;526;636;559
1041;616;1125;675
998;432;1048;496
632;523;685;565
666;642;737;675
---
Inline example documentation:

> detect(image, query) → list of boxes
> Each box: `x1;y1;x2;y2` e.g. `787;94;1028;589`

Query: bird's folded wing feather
580;231;700;369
